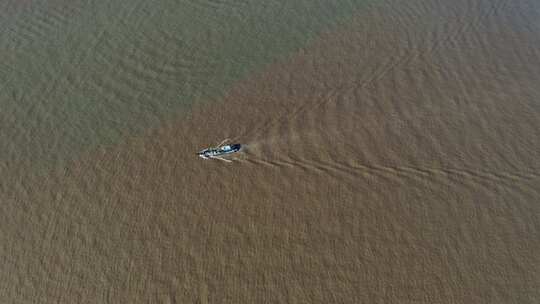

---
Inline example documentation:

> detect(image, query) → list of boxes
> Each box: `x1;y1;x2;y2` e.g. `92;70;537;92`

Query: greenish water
1;0;368;169
2;1;540;303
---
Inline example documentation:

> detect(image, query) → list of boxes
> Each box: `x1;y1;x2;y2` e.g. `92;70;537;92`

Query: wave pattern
232;0;540;199
2;0;540;303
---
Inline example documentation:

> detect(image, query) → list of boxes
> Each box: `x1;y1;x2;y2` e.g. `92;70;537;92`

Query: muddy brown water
1;0;539;303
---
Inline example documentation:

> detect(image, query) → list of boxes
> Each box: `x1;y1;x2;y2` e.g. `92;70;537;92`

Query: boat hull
197;144;242;159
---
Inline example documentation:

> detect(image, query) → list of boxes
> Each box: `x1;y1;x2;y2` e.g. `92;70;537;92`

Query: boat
197;139;241;162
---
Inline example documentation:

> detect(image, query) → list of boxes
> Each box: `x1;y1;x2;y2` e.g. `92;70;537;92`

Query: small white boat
197;139;241;162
